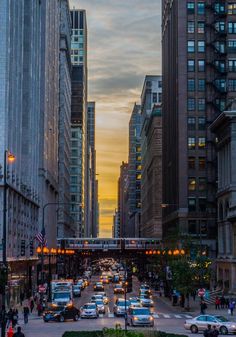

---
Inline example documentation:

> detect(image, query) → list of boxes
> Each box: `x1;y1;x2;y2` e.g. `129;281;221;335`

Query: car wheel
190;325;198;334
74;314;79;321
59;315;65;323
43;319;48;323
220;326;228;335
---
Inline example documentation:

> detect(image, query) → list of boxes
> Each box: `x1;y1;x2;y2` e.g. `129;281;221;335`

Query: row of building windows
188;78;205;91
188;40;236;54
188;21;236;35
71;56;84;63
72;29;84;36
188;137;206;149
188;59;205;72
188;116;206;130
188;220;207;235
187;97;205;111
188;197;207;212
153;92;162;103
187;2;205;15
188;177;207;191
188;40;205;53
188;156;206;170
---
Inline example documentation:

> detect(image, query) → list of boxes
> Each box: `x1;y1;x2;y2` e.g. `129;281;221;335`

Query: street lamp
1;150;15;337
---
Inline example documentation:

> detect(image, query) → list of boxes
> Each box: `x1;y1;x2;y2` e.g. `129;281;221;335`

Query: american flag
35;228;47;246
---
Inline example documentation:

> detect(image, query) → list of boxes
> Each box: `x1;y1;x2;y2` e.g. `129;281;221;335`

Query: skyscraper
127;103;142;237
117;162;129;238
162;1;236;254
70;9;88;237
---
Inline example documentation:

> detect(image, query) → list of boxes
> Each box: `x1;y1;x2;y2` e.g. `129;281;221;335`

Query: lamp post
1;150;15;337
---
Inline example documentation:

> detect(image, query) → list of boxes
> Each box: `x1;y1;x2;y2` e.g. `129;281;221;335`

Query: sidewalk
156;293;236;320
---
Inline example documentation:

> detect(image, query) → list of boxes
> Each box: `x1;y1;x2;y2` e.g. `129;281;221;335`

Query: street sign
198;288;205;297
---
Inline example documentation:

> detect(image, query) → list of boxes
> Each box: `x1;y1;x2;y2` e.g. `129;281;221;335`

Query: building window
198;98;205;111
188;21;195;33
188;220;197;234
198;41;205;52
187;2;195;14
199;198;207;212
198;117;206;130
79;56;83;62
198;79;205;91
188;157;195;169
74;56;78;62
188;40;195;52
200;221;207;235
72;131;79;138
188;198;196;212
199;178;207;191
198;60;205;72
199;157;206;169
79;43;84;48
216;21;226;33
228;79;236;91
188;60;195;72
188;137;196;149
228;22;236;33
228;4;236;14
197;2;205;15
158;81;162;88
197;21;205;34
71;176;78;184
228;40;236;52
136;165;142;171
198;137;206;149
153;92;157;103
188;98;195;110
188;117;196;130
71;149;78;156
188;178;196;191
158;92;162;102
228;59;236;71
136;174;141;180
188;79;195;91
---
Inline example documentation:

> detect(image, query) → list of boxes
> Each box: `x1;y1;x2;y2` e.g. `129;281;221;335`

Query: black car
94;282;104;291
43;304;80;322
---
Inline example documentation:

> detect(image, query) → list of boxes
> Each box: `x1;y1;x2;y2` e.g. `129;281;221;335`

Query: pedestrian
20;292;24;306
30;298;34;313
12;308;18;328
225;298;229;308
192;290;196;301
13;326;25;337
200;300;207;314
220;295;225;309
204;324;212;337
6;308;13;328
212;326;219;337
229;301;235;315
37;302;42;316
23;306;29;324
215;296;220;310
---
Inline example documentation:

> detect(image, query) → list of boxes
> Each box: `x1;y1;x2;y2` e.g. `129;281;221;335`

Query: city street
9;275;222;337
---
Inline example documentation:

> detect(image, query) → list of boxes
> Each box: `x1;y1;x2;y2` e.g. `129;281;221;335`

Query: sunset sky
70;0;162;237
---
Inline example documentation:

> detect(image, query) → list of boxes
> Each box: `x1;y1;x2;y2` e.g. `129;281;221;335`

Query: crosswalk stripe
184;315;192;318
174;315;182;318
108;313;114;318
163;314;171;318
153;314;159;318
99;314;104;318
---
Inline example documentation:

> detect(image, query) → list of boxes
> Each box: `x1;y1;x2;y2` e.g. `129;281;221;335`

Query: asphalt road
14;276;196;337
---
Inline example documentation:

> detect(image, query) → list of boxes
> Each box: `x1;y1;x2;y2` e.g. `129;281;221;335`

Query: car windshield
215;316;229;322
83;304;96;309
132;309;150;315
141;285;149;290
116;285;122;288
96;301;103;305
53;293;70;299
73;286;80;289
96;283;102;286
118;301;130;307
140;295;150;299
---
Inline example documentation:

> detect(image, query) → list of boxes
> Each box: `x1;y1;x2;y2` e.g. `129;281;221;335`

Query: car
95;299;106;314
101;276;109;284
184;315;236;334
113;274;120;283
94;282;104;291
77;279;85;290
43;304;79;323
96;292;109;304
127;307;154;327
114;284;125;294
129;297;142;308
114;299;131;316
139;295;154;307
80;303;98;318
72;284;81;297
139;288;152;296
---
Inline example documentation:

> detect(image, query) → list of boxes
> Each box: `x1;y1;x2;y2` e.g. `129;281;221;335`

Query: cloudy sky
70;0;162;237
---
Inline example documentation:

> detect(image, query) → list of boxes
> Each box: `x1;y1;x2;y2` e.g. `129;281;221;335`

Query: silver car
184;315;236;334
127;307;154;327
80;303;98;318
95;299;105;314
139;295;154;307
114;299;131;316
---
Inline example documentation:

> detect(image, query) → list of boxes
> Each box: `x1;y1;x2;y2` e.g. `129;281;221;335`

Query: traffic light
20;240;26;256
30;240;34;256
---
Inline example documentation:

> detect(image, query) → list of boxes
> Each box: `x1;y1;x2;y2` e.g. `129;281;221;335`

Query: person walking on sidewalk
200;300;207;314
12;308;18;328
30;298;34;313
13;326;25;337
23;305;29;324
229;301;235;316
215;297;220;310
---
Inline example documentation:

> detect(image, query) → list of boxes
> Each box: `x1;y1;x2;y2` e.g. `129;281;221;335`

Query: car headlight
149;316;154;320
133;317;138;321
231;325;236;328
150;301;154;304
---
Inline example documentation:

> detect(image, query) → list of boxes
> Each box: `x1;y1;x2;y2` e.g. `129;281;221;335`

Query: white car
95;299;105;314
139;295;154;307
80;303;98;318
184;315;236;334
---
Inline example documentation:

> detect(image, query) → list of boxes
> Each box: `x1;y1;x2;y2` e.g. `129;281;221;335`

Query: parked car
94;282;104;291
114;299;131;316
184;315;236;334
114;284;124;294
127;307;154;327
43;304;79;323
80;303;98;318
